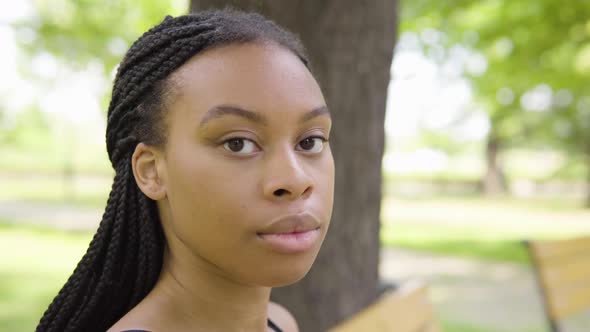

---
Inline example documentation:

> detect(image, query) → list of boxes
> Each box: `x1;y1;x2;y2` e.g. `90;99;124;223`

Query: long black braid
36;8;309;332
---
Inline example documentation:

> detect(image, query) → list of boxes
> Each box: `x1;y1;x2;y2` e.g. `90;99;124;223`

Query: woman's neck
120;245;272;332
163;249;271;330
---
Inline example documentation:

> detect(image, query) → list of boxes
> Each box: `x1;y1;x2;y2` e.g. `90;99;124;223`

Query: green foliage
2;1;189;174
416;130;461;155
14;0;189;74
401;0;590;157
0;107;51;146
548;156;589;180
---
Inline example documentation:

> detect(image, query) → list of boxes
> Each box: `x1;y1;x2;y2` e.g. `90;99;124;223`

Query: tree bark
483;133;507;195
190;1;398;330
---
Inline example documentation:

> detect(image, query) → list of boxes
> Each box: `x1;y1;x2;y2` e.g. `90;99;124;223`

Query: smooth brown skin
108;42;334;332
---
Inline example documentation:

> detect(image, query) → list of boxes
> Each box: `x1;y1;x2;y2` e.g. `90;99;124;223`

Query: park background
1;1;590;331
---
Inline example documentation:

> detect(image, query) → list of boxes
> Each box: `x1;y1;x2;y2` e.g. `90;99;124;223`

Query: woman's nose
262;149;314;201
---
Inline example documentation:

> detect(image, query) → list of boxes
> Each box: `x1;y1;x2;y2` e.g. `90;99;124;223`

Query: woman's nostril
274;189;288;196
302;187;311;196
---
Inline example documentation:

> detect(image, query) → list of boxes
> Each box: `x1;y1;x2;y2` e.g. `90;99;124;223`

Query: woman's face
156;42;334;287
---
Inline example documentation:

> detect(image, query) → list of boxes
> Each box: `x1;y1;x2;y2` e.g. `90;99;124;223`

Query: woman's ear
131;142;167;200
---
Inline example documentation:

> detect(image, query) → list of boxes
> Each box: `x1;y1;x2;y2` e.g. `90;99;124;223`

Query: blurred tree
189;1;398;331
14;0;187;76
418;128;472;156
403;0;590;202
11;0;188;126
8;1;187;178
0;106;50;146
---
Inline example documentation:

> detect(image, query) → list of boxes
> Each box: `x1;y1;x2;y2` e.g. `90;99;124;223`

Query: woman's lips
257;213;321;254
257;228;321;254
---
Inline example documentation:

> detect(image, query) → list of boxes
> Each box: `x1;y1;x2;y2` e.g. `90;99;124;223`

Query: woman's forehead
169;42;325;116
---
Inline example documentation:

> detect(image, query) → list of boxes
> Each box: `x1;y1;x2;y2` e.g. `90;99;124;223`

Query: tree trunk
190;2;398;330
483;133;507;195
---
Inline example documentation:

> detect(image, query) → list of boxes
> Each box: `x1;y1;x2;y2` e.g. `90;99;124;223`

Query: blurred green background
1;1;590;331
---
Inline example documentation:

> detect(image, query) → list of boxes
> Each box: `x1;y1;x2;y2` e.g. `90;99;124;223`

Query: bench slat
527;237;590;322
537;253;590;286
420;321;443;332
330;282;440;332
545;284;590;320
529;237;590;262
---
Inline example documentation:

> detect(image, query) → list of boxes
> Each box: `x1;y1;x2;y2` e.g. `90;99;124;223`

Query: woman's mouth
256;212;321;254
257;228;321;254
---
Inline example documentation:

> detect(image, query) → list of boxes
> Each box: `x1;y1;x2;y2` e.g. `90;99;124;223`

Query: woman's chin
264;272;310;288
259;256;317;287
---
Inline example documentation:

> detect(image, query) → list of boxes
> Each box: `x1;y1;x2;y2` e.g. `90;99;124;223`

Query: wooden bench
330;281;442;332
525;236;590;332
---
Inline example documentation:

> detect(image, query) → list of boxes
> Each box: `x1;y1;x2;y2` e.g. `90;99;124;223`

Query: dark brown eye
298;137;326;153
300;137;315;150
227;138;244;152
223;138;257;154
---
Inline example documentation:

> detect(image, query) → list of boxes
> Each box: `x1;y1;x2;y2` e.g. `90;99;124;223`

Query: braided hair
36;9;309;332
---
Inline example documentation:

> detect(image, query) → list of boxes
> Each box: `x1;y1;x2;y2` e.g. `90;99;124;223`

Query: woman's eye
222;136;328;155
222;138;258;154
297;136;327;154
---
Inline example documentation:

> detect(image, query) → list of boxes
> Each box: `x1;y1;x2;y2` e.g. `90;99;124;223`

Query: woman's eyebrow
198;105;331;129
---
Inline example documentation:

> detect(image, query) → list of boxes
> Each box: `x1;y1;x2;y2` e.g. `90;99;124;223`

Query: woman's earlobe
131;142;167;200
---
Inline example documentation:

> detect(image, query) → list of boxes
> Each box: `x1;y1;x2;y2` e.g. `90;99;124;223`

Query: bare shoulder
106;300;161;332
106;312;150;332
268;301;299;332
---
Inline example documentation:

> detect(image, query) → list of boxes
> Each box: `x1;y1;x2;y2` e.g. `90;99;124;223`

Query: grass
0;223;93;332
441;319;501;332
0;173;111;208
440;319;545;332
0;144;112;176
382;223;530;264
380;196;590;264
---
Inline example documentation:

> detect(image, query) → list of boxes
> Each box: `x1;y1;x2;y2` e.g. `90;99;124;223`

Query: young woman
36;8;335;332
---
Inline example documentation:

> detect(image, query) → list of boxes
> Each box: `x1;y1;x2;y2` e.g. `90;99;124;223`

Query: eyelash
221;135;329;155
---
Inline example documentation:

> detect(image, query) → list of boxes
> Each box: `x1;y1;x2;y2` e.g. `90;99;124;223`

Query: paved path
380;247;590;332
0;200;101;231
2;200;590;331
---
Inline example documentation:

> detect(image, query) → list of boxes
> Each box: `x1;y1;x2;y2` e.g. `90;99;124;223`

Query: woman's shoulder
106;300;159;332
268;301;299;332
108;300;298;332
